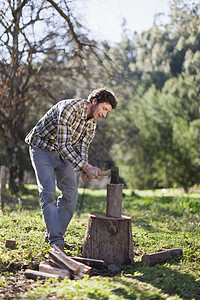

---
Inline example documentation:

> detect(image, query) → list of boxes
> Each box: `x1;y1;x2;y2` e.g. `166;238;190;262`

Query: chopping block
82;167;134;266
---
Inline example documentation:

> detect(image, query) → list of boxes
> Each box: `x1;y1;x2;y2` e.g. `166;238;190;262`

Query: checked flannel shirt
25;99;96;170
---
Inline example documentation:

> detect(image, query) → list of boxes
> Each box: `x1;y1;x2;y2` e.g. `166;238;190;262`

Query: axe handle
98;169;111;177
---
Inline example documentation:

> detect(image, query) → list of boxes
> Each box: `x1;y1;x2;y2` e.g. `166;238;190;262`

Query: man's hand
81;171;90;181
82;163;100;180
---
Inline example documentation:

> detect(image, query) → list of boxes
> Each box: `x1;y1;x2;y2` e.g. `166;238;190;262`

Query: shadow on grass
118;261;200;300
4;196;40;213
3;185;40;213
132;217;156;233
4;189;107;214
77;192;107;215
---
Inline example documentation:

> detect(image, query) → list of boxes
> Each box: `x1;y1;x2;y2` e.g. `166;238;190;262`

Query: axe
98;167;119;184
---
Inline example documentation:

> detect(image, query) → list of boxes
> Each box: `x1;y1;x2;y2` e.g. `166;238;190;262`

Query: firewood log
51;245;92;275
5;239;16;248
47;258;84;280
24;269;62;280
39;261;70;279
49;249;81;275
142;248;183;266
71;256;106;269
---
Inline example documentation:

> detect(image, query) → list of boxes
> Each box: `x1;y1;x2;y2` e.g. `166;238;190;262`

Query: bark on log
142;248;183;266
24;269;62;280
110;167;119;184
106;184;123;217
5;239;16;248
82;213;134;266
71;256;106;269
168;248;183;257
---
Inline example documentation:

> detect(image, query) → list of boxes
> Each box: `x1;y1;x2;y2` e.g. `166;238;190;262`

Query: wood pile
24;245;105;281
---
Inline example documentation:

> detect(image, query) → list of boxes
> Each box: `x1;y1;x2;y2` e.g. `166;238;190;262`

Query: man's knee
40;192;56;210
58;188;78;205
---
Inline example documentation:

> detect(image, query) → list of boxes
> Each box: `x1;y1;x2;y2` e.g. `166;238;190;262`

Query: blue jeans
29;146;78;246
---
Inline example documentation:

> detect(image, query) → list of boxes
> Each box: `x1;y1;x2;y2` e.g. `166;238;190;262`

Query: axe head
110;167;119;184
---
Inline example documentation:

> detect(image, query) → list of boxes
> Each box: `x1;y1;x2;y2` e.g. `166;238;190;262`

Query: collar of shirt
83;99;96;125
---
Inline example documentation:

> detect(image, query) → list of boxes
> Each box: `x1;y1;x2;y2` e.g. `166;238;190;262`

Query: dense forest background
0;0;199;193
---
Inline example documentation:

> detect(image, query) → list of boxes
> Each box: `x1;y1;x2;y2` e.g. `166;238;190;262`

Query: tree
0;0;99;193
108;0;200;191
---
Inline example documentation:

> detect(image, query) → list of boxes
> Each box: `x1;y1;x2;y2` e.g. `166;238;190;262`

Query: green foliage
111;66;200;191
105;0;200;191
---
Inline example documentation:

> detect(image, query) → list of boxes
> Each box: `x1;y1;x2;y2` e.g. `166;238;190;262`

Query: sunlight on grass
0;186;199;299
135;187;200;198
78;188;107;196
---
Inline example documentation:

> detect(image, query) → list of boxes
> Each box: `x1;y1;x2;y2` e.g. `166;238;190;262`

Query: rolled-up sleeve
77;121;96;163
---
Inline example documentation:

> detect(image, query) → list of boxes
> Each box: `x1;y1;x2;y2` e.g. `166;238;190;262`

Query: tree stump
82;213;134;266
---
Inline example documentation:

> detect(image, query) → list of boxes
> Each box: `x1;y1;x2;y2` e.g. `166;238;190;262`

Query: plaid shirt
25;99;96;170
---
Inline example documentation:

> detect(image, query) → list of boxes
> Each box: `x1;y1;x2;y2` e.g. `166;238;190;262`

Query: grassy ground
0;185;200;299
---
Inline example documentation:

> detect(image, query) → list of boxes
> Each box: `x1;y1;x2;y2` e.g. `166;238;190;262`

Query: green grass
0;186;200;299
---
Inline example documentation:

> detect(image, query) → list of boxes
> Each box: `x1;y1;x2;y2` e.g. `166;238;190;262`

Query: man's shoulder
58;98;87;107
56;98;89;119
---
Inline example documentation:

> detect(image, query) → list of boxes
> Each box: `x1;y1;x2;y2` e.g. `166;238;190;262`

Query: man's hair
88;88;117;109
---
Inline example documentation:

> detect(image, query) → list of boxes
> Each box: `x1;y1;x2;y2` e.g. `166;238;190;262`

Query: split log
48;253;69;270
50;248;81;275
72;272;84;280
142;248;183;266
39;261;70;279
106;184;123;217
47;257;84;280
24;269;62;280
72;260;92;275
51;245;92;274
71;256;106;269
82;213;134;266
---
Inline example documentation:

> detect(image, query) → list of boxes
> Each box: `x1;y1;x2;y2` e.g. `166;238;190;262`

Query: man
25;88;117;251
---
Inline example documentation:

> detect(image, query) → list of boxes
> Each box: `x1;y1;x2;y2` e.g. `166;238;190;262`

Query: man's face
91;99;112;120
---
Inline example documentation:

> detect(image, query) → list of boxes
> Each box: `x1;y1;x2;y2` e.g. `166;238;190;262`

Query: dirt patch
0;261;120;299
0;264;39;299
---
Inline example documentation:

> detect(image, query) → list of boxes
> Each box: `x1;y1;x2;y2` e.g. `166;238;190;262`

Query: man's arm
76;121;96;163
57;101;100;179
77;121;99;179
57;103;87;170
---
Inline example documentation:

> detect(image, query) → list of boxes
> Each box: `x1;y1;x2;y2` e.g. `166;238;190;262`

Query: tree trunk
7;144;25;194
0;166;7;212
9;158;20;194
82;213;134;266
